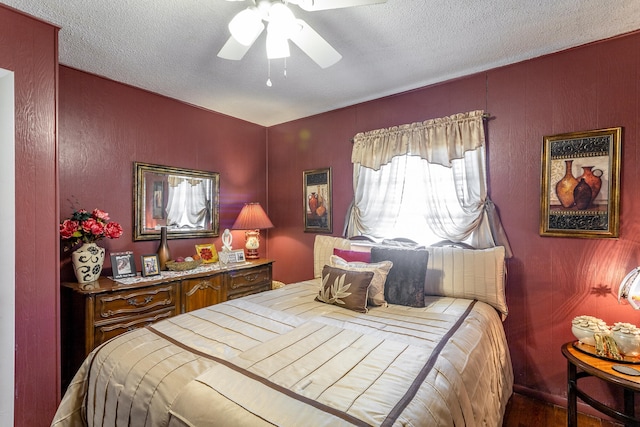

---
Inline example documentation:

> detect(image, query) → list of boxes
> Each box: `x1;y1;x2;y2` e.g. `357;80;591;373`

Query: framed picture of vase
540;127;622;238
303;168;332;233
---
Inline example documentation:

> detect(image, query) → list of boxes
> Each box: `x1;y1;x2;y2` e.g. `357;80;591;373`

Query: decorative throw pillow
329;255;392;307
370;247;429;308
316;265;375;313
333;248;371;263
313;236;351;279
424;246;508;318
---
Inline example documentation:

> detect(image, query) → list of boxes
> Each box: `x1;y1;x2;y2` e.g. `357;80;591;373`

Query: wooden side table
562;341;640;427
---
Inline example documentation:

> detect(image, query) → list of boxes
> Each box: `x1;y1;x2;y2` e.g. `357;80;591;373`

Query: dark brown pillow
370;247;429;308
316;265;375;313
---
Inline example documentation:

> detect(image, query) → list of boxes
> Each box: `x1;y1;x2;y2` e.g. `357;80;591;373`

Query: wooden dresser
61;259;273;389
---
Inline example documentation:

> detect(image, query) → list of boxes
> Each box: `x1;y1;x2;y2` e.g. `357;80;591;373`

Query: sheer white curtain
346;110;512;256
166;177;210;229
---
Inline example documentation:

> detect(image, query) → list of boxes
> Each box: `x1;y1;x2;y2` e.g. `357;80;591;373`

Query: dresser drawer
94;283;178;321
227;266;271;293
93;308;174;347
227;283;272;300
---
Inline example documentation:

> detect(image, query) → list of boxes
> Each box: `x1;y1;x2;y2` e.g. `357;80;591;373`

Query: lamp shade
618;267;640;309
232;203;274;230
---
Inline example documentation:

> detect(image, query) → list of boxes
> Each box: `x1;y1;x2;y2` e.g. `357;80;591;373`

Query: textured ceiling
3;0;640;126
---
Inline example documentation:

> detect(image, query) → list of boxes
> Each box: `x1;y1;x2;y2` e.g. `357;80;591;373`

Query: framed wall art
111;251;137;279
303;168;332;233
141;254;160;277
540;127;621;238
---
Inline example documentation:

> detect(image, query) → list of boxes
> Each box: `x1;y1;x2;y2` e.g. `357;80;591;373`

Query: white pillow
424;246;507;318
313;236;351;279
330;255;393;307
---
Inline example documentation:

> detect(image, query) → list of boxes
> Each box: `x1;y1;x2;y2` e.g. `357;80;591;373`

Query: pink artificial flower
104;222;123;239
90;221;105;236
82;218;104;237
60;206;123;248
92;209;110;222
60;220;79;240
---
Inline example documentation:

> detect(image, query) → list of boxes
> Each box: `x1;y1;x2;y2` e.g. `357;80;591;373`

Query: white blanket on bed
52;280;513;427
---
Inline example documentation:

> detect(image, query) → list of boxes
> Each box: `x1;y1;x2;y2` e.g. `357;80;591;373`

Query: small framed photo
222;249;246;264
110;252;137;279
195;243;219;263
540;127;622;238
303;168;332;233
141;254;161;277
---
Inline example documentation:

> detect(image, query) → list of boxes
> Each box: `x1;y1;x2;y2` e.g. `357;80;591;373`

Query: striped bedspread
51;280;513;427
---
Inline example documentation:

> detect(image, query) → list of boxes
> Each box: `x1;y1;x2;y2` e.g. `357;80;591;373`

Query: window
346;110;510;254
352;153;475;246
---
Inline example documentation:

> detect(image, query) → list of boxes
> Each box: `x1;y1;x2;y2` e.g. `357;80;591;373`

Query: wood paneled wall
3;1;640;421
0;5;59;426
58;67;268;281
266;32;640;411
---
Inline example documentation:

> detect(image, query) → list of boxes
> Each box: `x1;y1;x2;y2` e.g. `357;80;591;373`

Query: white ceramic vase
71;242;105;283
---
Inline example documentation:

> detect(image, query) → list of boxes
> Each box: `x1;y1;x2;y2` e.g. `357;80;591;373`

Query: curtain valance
351;110;486;170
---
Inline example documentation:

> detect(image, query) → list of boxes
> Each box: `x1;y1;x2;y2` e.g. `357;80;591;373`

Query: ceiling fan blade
217;36;255;60
289;19;341;68
294;0;386;11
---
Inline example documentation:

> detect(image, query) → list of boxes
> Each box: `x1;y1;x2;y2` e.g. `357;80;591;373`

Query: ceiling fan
218;0;387;69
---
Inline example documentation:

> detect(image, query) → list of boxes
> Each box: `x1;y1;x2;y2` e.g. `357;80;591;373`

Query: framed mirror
134;162;220;241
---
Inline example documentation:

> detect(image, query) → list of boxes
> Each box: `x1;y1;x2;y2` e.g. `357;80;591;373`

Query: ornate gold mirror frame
134;162;220;241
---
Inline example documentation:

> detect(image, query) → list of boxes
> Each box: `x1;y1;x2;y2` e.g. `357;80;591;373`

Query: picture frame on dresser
195;243;219;263
111;251;137;279
303;167;332;233
220;249;246;264
141;254;160;277
540;127;621;238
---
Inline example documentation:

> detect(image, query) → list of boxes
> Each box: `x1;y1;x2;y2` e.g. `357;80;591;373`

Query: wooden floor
503;394;622;427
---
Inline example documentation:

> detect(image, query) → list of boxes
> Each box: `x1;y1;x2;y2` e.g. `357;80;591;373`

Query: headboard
313;235;508;319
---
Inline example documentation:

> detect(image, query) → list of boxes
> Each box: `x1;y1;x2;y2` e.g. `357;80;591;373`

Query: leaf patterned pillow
329;255;393;307
316;266;375;313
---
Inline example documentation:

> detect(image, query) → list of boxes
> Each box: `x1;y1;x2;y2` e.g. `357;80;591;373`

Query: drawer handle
127;296;153;307
244;274;259;282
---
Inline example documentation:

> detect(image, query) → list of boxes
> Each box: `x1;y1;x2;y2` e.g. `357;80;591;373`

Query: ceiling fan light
266;31;290;59
268;3;301;37
228;8;265;46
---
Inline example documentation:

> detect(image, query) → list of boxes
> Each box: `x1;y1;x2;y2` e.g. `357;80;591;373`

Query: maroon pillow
333;248;371;263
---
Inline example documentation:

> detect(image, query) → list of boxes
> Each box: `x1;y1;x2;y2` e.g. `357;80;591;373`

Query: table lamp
618;267;640;309
231;202;274;259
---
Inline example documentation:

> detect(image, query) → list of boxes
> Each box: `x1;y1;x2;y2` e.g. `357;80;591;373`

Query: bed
52;236;513;427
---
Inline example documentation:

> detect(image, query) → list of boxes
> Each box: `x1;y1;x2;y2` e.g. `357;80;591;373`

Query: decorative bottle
573;178;592;210
577;166;603;205
308;192;318;214
156;226;171;271
555;160;578;209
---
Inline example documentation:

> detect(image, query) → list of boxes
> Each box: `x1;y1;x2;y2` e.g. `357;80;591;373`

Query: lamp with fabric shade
619;267;640;309
231;203;274;259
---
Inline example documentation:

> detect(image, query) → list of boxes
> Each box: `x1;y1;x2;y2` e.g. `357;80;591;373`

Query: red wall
58;67;268;280
0;5;60;426
267;32;640;411
5;1;640;420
